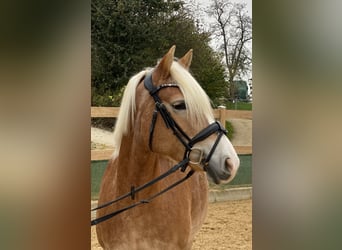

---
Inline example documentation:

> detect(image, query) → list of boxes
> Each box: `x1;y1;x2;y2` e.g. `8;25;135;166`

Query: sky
194;0;252;17
188;0;252;80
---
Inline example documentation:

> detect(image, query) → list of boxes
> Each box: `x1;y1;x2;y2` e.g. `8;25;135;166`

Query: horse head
131;45;240;184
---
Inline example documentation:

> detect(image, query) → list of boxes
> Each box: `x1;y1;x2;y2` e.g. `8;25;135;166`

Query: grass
225;101;252;110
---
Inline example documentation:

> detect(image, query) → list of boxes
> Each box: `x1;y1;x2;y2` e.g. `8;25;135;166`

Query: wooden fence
91;107;252;160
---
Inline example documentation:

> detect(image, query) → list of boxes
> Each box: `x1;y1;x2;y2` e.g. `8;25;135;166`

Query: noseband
144;72;227;171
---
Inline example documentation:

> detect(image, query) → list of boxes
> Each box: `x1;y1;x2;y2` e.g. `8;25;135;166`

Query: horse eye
172;102;186;110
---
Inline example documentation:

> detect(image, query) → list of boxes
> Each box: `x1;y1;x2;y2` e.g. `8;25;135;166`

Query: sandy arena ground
91;199;252;249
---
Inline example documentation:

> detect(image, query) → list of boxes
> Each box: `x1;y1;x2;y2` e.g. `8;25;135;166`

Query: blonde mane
112;61;214;158
112;70;147;158
170;62;214;126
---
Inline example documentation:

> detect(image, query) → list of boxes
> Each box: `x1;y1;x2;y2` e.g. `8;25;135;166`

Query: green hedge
225;120;234;140
91;154;252;200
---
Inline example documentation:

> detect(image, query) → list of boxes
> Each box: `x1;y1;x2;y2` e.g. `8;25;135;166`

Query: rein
91;71;227;226
91;159;193;226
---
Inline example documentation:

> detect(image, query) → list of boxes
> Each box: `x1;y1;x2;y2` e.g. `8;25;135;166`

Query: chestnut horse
95;46;240;249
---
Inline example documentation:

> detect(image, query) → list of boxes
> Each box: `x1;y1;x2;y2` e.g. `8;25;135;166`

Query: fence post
218;106;226;126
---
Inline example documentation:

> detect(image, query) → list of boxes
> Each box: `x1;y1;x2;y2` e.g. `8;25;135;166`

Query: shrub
225;120;234;140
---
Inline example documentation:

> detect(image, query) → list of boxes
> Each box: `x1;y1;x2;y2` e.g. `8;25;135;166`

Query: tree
208;0;252;100
161;12;227;105
91;0;183;106
92;0;227;107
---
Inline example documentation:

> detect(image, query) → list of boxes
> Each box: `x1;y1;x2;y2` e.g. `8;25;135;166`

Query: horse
95;46;240;250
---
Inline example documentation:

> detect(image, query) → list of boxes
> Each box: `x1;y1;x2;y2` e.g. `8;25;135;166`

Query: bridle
144;71;227;171
91;70;227;226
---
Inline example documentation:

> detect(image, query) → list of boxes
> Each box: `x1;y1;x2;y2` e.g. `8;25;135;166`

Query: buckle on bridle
187;147;206;171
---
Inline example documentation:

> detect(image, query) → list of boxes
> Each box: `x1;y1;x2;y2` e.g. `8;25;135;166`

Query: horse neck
115;134;162;185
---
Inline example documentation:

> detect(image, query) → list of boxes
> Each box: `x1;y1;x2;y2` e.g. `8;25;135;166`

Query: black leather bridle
144;71;227;171
91;71;227;226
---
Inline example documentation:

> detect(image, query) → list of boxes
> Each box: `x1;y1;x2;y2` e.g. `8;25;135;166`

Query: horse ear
178;49;193;70
154;45;176;81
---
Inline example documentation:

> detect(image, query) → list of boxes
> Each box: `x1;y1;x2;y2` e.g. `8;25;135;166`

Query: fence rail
91;107;252;160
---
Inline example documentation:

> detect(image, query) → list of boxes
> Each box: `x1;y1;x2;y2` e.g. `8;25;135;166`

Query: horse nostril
225;158;234;174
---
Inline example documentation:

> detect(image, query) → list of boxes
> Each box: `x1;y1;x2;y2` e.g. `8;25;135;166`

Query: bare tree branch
208;0;252;99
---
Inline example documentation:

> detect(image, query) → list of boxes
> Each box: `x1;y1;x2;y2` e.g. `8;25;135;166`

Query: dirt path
91;127;114;147
91;199;252;249
192;199;252;250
